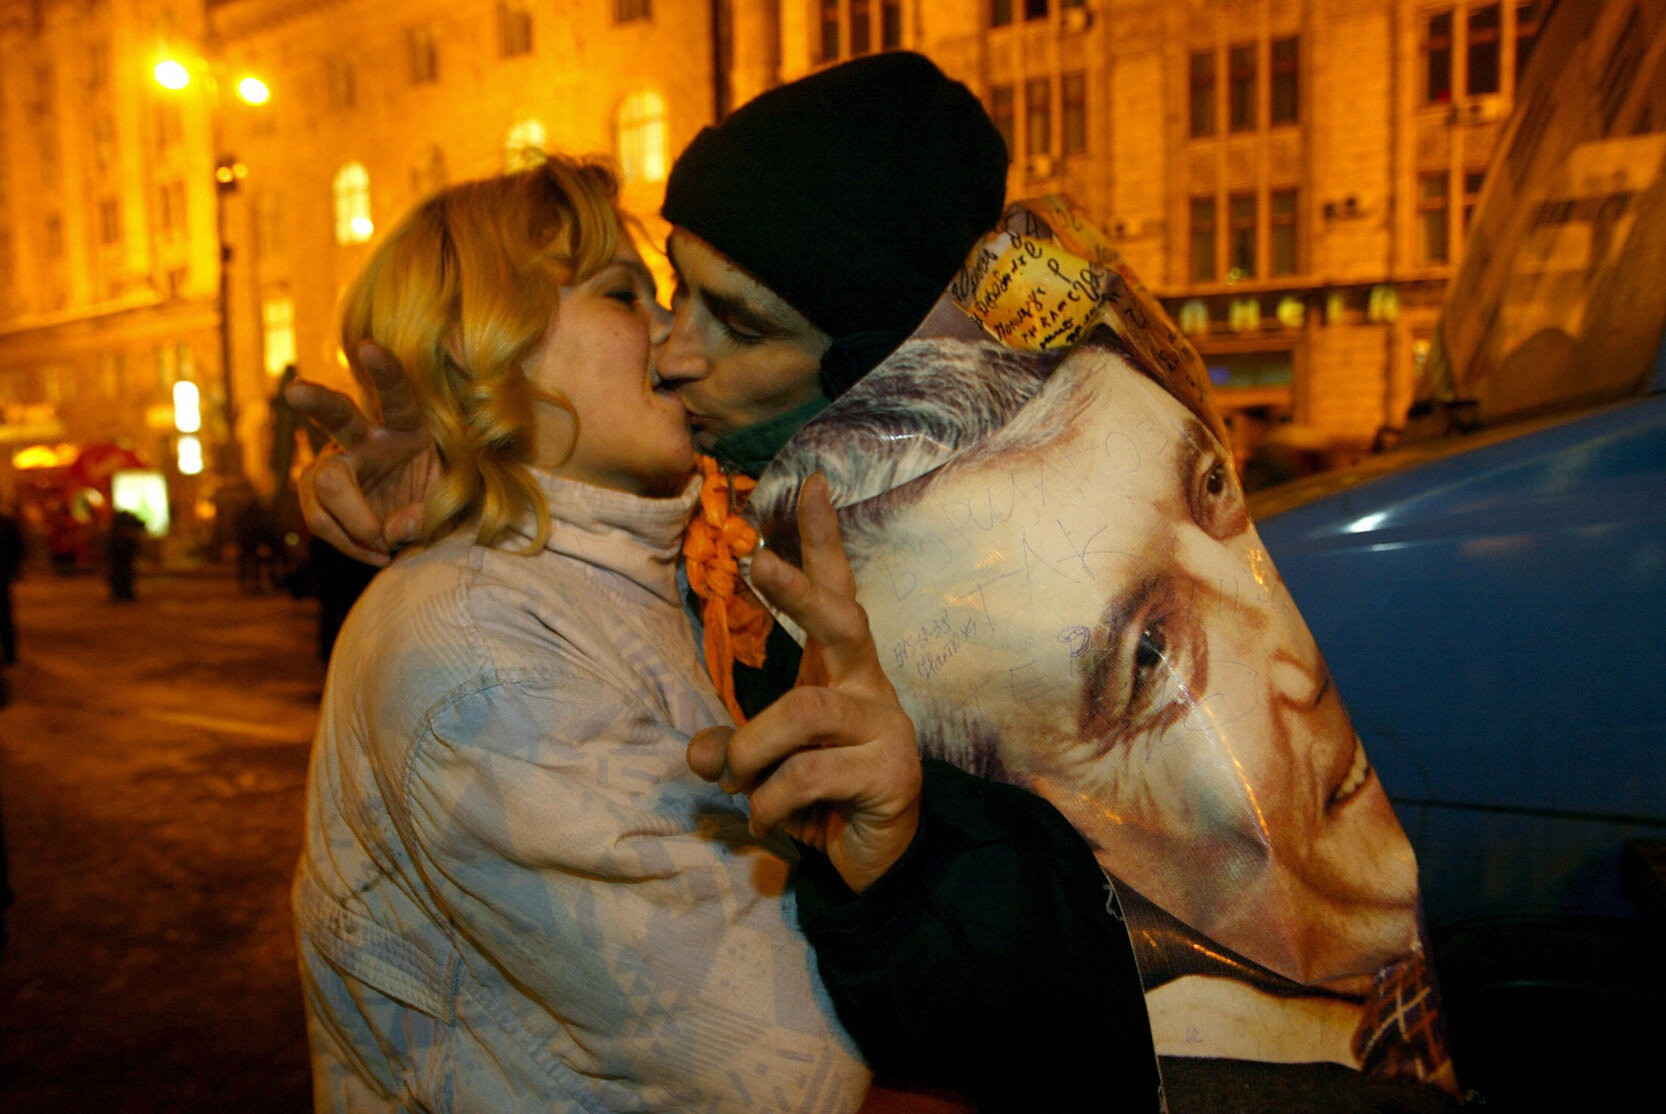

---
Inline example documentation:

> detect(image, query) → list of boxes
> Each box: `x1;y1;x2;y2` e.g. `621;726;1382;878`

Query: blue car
1247;4;1666;1104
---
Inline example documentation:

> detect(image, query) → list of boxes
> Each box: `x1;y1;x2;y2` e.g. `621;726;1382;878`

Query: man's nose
1267;596;1328;708
652;304;707;385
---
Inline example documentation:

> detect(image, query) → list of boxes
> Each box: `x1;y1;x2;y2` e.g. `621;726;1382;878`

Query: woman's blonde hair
339;155;623;551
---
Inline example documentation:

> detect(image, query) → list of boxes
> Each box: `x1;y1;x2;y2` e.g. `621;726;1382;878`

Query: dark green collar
711;396;830;479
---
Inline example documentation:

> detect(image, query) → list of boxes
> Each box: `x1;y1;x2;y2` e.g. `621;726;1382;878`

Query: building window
1515;2;1543;84
821;0;840;62
333;163;373;244
1025;0;1048;20
1467;4;1501;96
158;180;186;235
881;0;902;48
1025;77;1051;158
1419;171;1450;263
616;91;667;183
1061;71;1087;157
98;197;122;245
155;100;184;150
1270;36;1299;125
991;0;1013;26
408;27;439;85
821;1;900;61
499;3;534;58
0;232;13;290
44;213;64;259
263;298;297;375
1425;10;1454;104
1228;43;1256;131
505;119;547;171
850;0;872;56
412;145;448;198
1228;192;1256;279
990;84;1015;156
1190;50;1216;137
1190;196;1217;282
1270;188;1297;276
326;57;357;111
614;0;651;22
1463;170;1486;233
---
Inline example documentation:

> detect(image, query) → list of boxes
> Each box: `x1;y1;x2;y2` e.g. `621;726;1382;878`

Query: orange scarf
682;456;773;722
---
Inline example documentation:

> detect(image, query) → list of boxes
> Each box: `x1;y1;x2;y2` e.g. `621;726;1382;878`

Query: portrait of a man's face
854;344;1420;991
753;198;1453;1088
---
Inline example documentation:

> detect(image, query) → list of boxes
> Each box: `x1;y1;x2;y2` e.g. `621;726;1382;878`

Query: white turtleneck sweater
294;471;868;1113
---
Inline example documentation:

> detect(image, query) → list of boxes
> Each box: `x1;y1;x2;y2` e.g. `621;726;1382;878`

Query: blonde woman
292;158;879;1112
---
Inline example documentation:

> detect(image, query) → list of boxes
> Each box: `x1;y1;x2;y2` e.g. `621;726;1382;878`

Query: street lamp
152;55;268;479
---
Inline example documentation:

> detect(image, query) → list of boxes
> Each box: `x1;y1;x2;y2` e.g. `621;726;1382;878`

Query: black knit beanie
663;52;1009;398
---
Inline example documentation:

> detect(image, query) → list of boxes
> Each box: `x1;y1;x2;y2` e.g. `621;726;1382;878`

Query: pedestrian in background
107;510;142;602
0;504;22;663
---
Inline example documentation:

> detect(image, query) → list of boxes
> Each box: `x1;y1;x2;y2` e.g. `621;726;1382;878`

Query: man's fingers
308;456;394;566
796;473;859;600
718;686;877;791
750;548;872;661
358;341;425;432
285;380;371;448
686;725;735;783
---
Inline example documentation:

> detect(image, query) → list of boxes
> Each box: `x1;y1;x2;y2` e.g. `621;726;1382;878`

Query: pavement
0;567;325;1112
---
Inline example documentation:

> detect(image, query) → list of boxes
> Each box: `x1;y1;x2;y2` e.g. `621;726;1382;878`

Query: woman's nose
652;304;706;385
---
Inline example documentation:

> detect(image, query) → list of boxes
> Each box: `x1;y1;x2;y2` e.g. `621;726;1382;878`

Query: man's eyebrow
699;288;795;337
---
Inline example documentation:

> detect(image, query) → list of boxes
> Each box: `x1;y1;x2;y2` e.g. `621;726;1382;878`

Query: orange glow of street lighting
154;59;191;90
237;77;270;105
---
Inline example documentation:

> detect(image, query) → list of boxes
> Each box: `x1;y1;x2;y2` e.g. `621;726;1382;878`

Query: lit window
1271;36;1299;125
1190;50;1216;137
1190;196;1217;282
821;0;840;62
504;119;547;172
1061;71;1087;157
1467;4;1501;96
1419;171;1450;263
333;163;373;245
1426;10;1454;104
1228;43;1256;131
821;1;901;62
616;92;667;184
263;299;297;375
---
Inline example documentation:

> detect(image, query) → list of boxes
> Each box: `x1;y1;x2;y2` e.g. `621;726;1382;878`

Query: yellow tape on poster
952;195;1225;444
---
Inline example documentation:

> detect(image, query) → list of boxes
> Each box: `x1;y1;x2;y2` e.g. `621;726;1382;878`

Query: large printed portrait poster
751;199;1459;1109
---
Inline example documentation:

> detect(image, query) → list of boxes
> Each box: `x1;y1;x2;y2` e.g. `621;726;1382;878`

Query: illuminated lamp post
152;58;269;480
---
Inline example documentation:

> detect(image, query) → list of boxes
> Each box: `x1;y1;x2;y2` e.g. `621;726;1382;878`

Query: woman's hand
287;341;442;566
688;474;922;894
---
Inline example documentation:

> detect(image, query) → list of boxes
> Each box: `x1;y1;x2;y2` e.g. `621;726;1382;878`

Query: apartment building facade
0;0;1547;506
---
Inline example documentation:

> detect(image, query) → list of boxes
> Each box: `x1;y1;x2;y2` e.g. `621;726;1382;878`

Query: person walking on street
0;504;23;663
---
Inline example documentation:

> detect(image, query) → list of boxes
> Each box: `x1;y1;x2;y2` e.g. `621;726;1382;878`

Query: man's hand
688;474;921;894
288;341;441;566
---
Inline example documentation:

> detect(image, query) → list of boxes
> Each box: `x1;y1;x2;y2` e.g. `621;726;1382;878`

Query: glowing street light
237;77;270;105
154;59;190;90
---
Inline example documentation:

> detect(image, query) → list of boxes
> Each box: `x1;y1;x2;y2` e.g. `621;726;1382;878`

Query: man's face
864;350;1420;987
654;231;831;452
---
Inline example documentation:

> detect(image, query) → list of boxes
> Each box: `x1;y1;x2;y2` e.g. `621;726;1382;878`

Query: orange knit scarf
682;456;773;722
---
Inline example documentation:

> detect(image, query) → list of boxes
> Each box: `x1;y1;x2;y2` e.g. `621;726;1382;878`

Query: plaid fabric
1352;950;1453;1085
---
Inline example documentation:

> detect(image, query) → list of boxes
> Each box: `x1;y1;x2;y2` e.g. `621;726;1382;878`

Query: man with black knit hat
291;52;1161;1112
